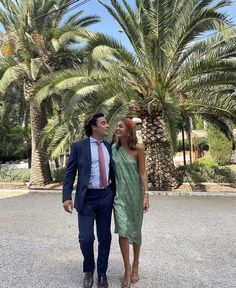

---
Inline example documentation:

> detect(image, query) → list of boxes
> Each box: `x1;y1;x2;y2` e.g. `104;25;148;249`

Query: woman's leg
131;243;141;283
119;237;131;286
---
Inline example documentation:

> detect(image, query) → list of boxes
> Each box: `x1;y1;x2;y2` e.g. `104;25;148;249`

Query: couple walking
62;113;150;288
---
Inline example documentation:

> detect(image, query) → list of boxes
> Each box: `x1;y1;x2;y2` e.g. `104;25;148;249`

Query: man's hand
63;200;73;214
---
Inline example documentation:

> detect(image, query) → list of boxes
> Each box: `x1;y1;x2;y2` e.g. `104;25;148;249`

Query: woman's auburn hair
116;117;137;150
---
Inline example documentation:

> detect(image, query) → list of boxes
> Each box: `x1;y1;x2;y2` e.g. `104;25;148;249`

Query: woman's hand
143;195;150;212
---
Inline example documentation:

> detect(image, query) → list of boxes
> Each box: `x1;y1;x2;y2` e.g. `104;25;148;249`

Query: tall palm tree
94;0;236;190
36;0;236;189
0;0;100;184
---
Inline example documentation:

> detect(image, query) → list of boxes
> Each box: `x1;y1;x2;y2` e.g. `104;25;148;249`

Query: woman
112;117;150;288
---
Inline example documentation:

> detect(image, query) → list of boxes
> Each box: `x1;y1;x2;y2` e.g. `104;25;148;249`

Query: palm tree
37;0;236;189
95;0;236;190
0;0;100;184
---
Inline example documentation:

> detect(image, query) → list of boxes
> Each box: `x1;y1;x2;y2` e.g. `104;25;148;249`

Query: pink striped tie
96;141;108;188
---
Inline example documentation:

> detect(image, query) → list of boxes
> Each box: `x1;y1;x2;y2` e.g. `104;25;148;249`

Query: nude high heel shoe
131;262;139;284
121;265;131;288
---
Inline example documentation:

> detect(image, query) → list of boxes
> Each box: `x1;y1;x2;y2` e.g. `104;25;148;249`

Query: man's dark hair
84;112;105;137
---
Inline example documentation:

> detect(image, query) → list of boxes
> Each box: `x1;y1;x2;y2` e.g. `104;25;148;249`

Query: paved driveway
0;192;235;288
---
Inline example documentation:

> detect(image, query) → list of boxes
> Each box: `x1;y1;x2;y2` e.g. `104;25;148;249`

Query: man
62;113;115;288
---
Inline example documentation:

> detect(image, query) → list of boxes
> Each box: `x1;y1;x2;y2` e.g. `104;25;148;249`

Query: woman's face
116;120;128;138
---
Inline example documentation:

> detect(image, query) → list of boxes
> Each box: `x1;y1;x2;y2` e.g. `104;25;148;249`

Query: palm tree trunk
29;99;52;184
24;79;51;185
141;109;177;190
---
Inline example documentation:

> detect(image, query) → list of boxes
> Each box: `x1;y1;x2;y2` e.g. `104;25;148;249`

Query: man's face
92;116;109;139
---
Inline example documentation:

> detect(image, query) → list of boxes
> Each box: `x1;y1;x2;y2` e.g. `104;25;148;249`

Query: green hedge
0;167;67;183
177;157;235;183
207;125;232;165
3;162;235;184
0;168;30;182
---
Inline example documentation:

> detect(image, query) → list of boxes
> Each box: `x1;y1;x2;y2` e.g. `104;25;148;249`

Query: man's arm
62;142;78;213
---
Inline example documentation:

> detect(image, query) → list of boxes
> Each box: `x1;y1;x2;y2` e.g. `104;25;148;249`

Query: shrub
0;167;67;183
194;157;217;167
198;137;209;152
176;160;235;183
195;117;205;130
207;125;233;165
0;168;30;182
51;167;66;183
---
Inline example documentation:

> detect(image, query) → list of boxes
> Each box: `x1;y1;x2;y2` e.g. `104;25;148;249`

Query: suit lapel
85;138;91;171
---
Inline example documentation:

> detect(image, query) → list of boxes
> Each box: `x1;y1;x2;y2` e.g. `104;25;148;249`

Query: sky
80;0;236;50
0;0;235;50
81;0;134;48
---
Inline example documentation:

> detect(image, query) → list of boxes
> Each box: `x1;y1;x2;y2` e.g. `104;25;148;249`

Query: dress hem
114;231;141;246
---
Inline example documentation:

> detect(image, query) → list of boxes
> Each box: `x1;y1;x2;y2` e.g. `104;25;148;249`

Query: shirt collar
90;136;103;143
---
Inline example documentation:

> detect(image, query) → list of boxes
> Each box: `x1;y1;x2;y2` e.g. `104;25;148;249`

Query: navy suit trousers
78;186;114;277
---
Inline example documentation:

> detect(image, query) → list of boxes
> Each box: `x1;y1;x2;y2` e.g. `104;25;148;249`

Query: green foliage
207;125;233;165
0;0;101;184
176;139;190;152
0;84;28;159
0;167;66;183
195;157;217;167
194;117;205;130
177;158;235;183
0;125;31;161
176;137;208;153
0;168;30;182
38;0;236;156
198;137;209;153
51;167;66;183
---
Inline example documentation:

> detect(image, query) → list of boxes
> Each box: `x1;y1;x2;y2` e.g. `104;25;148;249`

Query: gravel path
0;192;236;288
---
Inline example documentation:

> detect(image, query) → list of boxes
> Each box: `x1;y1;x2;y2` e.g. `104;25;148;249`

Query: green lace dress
112;144;144;246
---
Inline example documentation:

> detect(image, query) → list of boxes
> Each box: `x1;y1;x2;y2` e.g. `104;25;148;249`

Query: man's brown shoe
83;272;93;288
97;275;108;288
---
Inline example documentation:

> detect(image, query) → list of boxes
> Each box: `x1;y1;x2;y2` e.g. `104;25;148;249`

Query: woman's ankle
132;261;139;268
124;264;131;270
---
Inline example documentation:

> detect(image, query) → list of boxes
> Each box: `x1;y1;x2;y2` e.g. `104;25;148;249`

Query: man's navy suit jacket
62;138;115;212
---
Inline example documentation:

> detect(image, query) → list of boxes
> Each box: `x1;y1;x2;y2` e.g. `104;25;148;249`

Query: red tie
96;141;108;188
